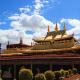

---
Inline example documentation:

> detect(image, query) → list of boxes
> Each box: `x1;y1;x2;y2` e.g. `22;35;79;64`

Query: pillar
0;65;1;70
36;65;40;74
72;64;75;69
30;64;33;70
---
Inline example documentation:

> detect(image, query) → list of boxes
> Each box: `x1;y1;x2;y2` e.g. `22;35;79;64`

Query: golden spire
54;23;58;31
48;25;50;32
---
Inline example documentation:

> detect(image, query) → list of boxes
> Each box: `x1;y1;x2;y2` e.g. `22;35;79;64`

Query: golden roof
33;35;74;42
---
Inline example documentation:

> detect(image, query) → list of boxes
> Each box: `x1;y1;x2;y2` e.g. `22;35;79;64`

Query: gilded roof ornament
54;23;58;31
48;25;50;32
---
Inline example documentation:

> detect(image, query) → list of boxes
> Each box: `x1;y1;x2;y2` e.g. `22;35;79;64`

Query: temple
32;23;77;50
0;23;80;80
1;23;80;54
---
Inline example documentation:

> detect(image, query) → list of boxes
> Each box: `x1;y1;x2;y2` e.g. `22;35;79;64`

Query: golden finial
48;25;50;32
54;23;58;31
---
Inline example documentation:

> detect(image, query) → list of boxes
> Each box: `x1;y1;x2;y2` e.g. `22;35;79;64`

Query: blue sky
0;0;80;25
0;0;80;46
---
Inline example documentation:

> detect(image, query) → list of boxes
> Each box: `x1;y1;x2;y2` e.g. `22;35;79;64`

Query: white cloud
34;0;44;14
0;29;33;49
8;12;62;46
18;0;44;15
43;0;49;4
0;29;19;43
9;13;55;32
9;14;20;20
19;6;32;13
33;0;53;14
18;0;53;15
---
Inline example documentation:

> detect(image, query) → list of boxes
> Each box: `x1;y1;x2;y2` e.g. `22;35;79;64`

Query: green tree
19;68;33;80
72;68;77;74
64;71;69;78
60;69;65;77
44;70;55;80
54;71;61;80
68;69;73;76
35;73;46;80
